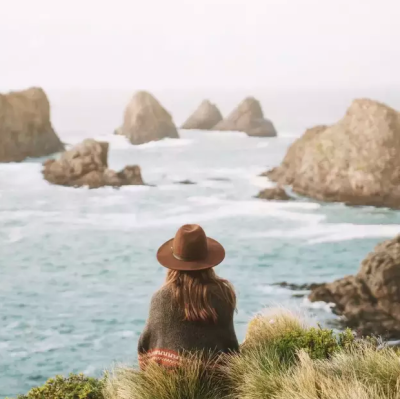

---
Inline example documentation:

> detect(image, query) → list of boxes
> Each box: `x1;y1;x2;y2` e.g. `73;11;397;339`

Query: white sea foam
197;180;231;188
4;198;324;233
194;131;248;139
186;196;226;205
306;224;400;244
278;132;301;138
302;297;335;313
0;210;61;222
246;223;400;244
6;227;25;243
250;176;276;189
260;285;293;295
134;138;193;150
70;199;326;230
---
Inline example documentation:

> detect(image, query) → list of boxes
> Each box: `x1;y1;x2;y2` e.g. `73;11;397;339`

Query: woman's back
138;224;239;368
138;285;238;366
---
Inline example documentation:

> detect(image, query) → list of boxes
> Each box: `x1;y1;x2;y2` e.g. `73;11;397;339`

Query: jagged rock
309;236;400;339
212;97;277;137
273;282;323;291
0;87;64;162
181;100;223;130
256;186;292;201
42;139;144;188
174;180;196;185
266;99;400;209
114;91;179;144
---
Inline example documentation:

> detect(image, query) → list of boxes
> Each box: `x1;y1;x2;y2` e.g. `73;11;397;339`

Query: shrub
243;308;358;362
12;374;104;399
223;309;377;399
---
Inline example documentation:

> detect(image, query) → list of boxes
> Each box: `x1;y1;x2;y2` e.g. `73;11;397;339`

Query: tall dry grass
103;308;400;399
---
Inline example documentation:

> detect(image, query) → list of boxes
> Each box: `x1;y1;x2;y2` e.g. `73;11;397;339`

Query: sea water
2;130;400;397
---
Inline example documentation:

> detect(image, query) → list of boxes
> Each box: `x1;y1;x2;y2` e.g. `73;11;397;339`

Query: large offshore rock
0;87;64;162
42;139;144;188
266;99;400;209
181;100;223;130
212;97;277;137
115;91;179;144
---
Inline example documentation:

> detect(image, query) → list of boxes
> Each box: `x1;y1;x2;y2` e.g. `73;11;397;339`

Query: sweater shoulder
150;285;173;305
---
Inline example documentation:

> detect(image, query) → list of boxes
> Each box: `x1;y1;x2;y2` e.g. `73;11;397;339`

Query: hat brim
157;237;225;271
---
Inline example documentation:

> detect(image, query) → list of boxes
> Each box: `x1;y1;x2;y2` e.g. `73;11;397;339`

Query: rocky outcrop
181;100;223;130
266;99;400;209
309;236;400;338
256;186;292;201
212;97;277;137
42;139;144;188
0;87;64;162
115;91;179;145
273;282;323;291
174;180;196;185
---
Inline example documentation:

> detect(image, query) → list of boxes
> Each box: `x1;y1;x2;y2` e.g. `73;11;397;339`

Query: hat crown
172;224;208;261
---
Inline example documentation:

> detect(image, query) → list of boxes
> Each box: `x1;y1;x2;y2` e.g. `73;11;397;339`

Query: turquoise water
2;130;400;397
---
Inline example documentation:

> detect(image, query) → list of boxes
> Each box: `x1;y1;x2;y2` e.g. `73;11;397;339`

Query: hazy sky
1;0;398;90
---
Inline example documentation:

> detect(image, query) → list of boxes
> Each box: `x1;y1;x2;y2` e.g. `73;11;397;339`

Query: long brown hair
164;268;236;323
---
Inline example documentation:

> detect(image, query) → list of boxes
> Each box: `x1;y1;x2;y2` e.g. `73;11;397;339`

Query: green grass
12;308;399;399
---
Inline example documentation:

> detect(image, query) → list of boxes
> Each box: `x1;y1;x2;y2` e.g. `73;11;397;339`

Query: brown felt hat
157;224;225;271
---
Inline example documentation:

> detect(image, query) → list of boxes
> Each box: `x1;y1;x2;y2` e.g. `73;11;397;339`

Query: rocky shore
278;236;400;339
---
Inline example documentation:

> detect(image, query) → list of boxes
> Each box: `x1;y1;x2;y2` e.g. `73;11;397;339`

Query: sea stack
42;139;144;188
212;97;277;137
309;235;400;339
181;100;223;130
114;91;179;145
0;87;64;162
265;99;400;209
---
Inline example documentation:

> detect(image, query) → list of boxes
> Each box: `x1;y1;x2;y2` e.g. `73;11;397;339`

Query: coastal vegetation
14;308;400;399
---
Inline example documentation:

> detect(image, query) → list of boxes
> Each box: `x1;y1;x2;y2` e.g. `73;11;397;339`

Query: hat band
171;246;207;262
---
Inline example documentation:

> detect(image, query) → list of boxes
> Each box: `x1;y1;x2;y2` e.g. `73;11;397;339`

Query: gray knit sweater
137;284;239;368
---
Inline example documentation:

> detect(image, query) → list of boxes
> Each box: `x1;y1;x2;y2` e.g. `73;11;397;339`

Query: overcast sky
1;0;398;90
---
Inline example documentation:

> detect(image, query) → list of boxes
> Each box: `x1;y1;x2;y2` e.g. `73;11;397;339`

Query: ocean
2;88;400;397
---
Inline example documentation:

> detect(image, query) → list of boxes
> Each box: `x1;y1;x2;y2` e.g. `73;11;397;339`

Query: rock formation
309;236;400;338
273;281;323;291
266;99;400;209
114;91;179;145
42;139;144;188
0;87;64;162
256;186;292;201
181;100;223;130
174;179;196;185
212;97;277;137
